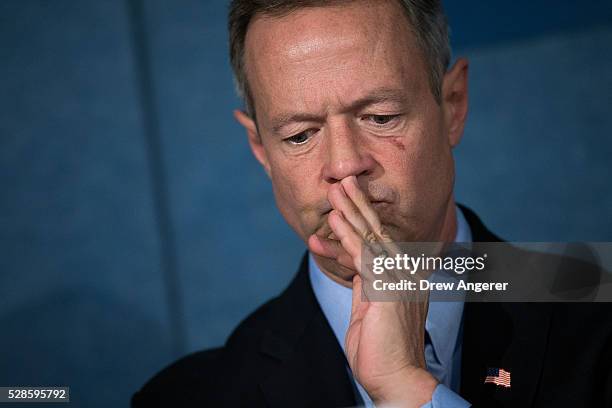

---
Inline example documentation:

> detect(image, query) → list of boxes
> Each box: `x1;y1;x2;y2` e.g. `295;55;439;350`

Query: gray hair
228;0;451;118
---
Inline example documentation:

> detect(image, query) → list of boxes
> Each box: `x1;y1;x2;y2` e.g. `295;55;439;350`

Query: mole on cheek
388;137;406;151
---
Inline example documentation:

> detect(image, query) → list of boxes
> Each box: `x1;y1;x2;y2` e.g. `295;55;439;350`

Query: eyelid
362;113;402;125
371;112;400;117
283;128;318;145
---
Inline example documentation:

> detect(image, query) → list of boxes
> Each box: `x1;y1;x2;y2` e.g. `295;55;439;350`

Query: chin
312;254;356;287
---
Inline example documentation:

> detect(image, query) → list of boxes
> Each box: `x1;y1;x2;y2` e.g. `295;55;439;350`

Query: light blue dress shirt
309;206;472;407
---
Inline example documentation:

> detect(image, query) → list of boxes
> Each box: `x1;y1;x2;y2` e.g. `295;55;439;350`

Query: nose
321;119;376;183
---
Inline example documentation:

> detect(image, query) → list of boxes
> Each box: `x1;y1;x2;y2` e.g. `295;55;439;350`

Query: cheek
269;165;301;215
267;155;323;237
386;137;406;152
381;124;454;205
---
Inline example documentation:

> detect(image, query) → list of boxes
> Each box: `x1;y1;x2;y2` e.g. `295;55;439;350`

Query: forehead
243;0;428;123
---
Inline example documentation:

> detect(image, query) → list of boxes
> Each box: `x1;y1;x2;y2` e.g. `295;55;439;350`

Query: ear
441;58;469;148
234;109;271;177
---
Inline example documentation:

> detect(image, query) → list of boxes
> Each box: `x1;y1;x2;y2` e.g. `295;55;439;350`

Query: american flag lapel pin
484;367;511;388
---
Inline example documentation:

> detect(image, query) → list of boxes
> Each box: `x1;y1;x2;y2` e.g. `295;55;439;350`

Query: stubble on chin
312;252;357;287
313;212;337;240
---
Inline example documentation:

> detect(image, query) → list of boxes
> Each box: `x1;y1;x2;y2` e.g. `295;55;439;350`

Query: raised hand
309;176;437;407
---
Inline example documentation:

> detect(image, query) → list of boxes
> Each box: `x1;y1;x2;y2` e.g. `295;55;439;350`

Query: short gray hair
228;0;451;118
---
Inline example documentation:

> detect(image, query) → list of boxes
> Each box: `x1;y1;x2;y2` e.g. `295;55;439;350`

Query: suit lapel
459;206;552;407
258;254;357;408
257;207;553;407
460;302;551;407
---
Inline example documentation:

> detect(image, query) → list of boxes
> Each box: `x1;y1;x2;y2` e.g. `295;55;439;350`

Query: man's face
237;0;467;280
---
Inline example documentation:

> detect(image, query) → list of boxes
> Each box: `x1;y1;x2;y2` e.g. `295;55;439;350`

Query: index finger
340;176;384;238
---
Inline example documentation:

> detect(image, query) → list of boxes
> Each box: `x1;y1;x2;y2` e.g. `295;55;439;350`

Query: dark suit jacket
132;206;612;407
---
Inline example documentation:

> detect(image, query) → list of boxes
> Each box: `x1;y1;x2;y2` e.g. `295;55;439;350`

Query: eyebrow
270;88;407;133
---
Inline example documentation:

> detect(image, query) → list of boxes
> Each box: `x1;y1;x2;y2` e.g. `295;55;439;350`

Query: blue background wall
1;1;611;406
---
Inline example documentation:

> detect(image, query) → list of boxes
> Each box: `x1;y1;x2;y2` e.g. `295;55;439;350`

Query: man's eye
285;130;314;145
366;114;399;125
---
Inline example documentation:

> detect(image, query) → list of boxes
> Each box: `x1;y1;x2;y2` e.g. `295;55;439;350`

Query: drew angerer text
372;279;509;293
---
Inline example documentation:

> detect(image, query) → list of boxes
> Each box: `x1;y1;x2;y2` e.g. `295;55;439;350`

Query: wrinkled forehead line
240;0;428;126
242;0;417;79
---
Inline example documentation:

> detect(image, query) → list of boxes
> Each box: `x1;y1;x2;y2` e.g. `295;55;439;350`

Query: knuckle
363;230;377;243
